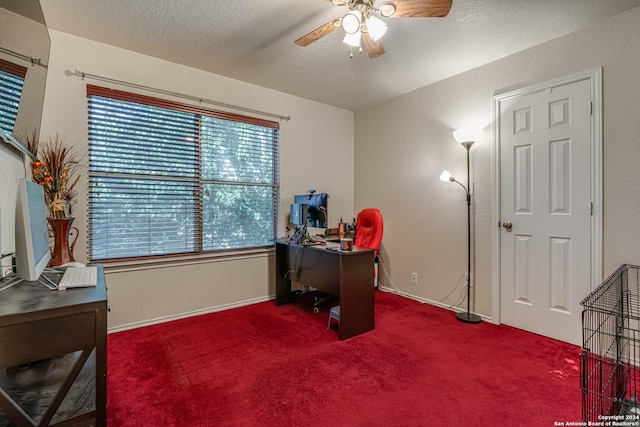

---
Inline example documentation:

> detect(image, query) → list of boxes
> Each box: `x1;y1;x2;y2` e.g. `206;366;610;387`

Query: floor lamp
440;129;482;324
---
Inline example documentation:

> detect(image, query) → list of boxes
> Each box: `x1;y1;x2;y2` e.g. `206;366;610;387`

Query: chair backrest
354;208;384;256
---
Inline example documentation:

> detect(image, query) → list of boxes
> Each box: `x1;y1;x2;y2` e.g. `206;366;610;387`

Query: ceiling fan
294;0;453;59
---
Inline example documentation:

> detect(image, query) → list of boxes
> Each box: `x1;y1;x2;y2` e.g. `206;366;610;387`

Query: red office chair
354;208;384;287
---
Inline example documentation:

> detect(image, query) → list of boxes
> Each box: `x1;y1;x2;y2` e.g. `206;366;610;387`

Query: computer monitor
15;178;51;281
293;192;328;228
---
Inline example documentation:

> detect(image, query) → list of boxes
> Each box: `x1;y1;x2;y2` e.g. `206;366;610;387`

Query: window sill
96;247;274;274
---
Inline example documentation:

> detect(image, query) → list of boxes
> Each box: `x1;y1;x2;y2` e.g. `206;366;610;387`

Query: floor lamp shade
439;170;453;182
453;129;481;145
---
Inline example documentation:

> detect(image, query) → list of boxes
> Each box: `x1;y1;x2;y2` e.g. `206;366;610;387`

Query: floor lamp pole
456;142;482;324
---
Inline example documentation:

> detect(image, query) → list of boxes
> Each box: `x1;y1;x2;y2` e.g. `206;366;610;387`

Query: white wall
354;7;640;319
29;30;355;330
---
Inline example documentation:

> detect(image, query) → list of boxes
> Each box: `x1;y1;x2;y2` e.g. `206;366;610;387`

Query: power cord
379;255;468;310
0;253;16;280
283;238;305;294
1;269;15;280
442;274;469;310
285;224;308;244
283;244;301;281
378;256;402;292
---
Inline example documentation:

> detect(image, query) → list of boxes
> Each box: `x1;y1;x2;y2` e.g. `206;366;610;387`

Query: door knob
502;221;513;231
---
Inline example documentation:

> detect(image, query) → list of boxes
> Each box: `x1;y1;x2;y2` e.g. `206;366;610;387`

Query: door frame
491;68;603;325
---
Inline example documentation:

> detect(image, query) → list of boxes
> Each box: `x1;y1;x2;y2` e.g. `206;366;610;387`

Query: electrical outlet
410;272;418;285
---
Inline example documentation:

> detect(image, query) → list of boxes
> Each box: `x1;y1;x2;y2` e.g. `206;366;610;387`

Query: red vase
48;218;79;267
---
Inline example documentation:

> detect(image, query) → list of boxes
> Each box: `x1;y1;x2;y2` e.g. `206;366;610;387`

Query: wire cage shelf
581;264;640;421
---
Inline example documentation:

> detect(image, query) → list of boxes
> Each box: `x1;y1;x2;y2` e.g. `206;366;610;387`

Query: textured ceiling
39;0;640;111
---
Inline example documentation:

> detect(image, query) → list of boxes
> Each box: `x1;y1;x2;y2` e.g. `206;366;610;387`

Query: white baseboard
109;288;495;334
107;295;273;334
377;286;495;324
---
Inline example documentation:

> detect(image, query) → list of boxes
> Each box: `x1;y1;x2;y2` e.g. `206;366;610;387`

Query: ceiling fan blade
362;32;385;59
295;19;342;46
379;0;452;18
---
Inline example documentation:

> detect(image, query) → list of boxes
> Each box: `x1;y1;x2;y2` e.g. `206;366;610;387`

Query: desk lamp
440;129;482;324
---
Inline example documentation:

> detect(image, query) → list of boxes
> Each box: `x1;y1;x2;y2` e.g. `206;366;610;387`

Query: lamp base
456;311;482;324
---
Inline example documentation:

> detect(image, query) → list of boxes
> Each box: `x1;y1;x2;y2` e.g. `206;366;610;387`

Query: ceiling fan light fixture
342;10;362;34
343;30;361;47
294;0;452;58
366;15;387;41
378;3;396;18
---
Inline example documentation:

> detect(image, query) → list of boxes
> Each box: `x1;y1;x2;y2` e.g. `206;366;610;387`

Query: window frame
0;58;28;78
86;85;280;263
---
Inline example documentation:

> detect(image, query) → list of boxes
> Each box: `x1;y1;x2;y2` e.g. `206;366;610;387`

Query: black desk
0;266;107;426
275;240;375;340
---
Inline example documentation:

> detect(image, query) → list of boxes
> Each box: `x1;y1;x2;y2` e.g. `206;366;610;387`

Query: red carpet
107;291;581;426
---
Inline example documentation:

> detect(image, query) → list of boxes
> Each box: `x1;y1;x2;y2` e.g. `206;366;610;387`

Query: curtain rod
72;69;291;122
0;46;45;68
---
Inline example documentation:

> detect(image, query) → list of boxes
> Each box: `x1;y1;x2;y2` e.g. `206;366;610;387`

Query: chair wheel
313;307;319;313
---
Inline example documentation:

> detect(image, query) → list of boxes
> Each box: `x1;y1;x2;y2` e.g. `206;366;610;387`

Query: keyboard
59;267;98;290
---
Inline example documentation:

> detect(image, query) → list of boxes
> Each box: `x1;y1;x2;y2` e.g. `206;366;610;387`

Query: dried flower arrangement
25;134;81;219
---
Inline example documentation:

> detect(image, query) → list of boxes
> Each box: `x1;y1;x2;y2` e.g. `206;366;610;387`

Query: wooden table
275;240;375;340
0;265;107;426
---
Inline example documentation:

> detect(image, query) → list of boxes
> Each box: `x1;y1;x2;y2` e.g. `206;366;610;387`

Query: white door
499;78;592;346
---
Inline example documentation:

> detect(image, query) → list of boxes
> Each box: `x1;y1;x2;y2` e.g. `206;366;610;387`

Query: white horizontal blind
201;116;278;250
87;85;279;261
0;59;27;135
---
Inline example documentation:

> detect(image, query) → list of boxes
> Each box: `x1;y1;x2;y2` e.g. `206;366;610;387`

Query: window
0;58;27;134
87;85;279;261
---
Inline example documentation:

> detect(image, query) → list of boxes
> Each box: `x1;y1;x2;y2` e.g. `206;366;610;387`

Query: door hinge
590;202;593;215
590;102;593;115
